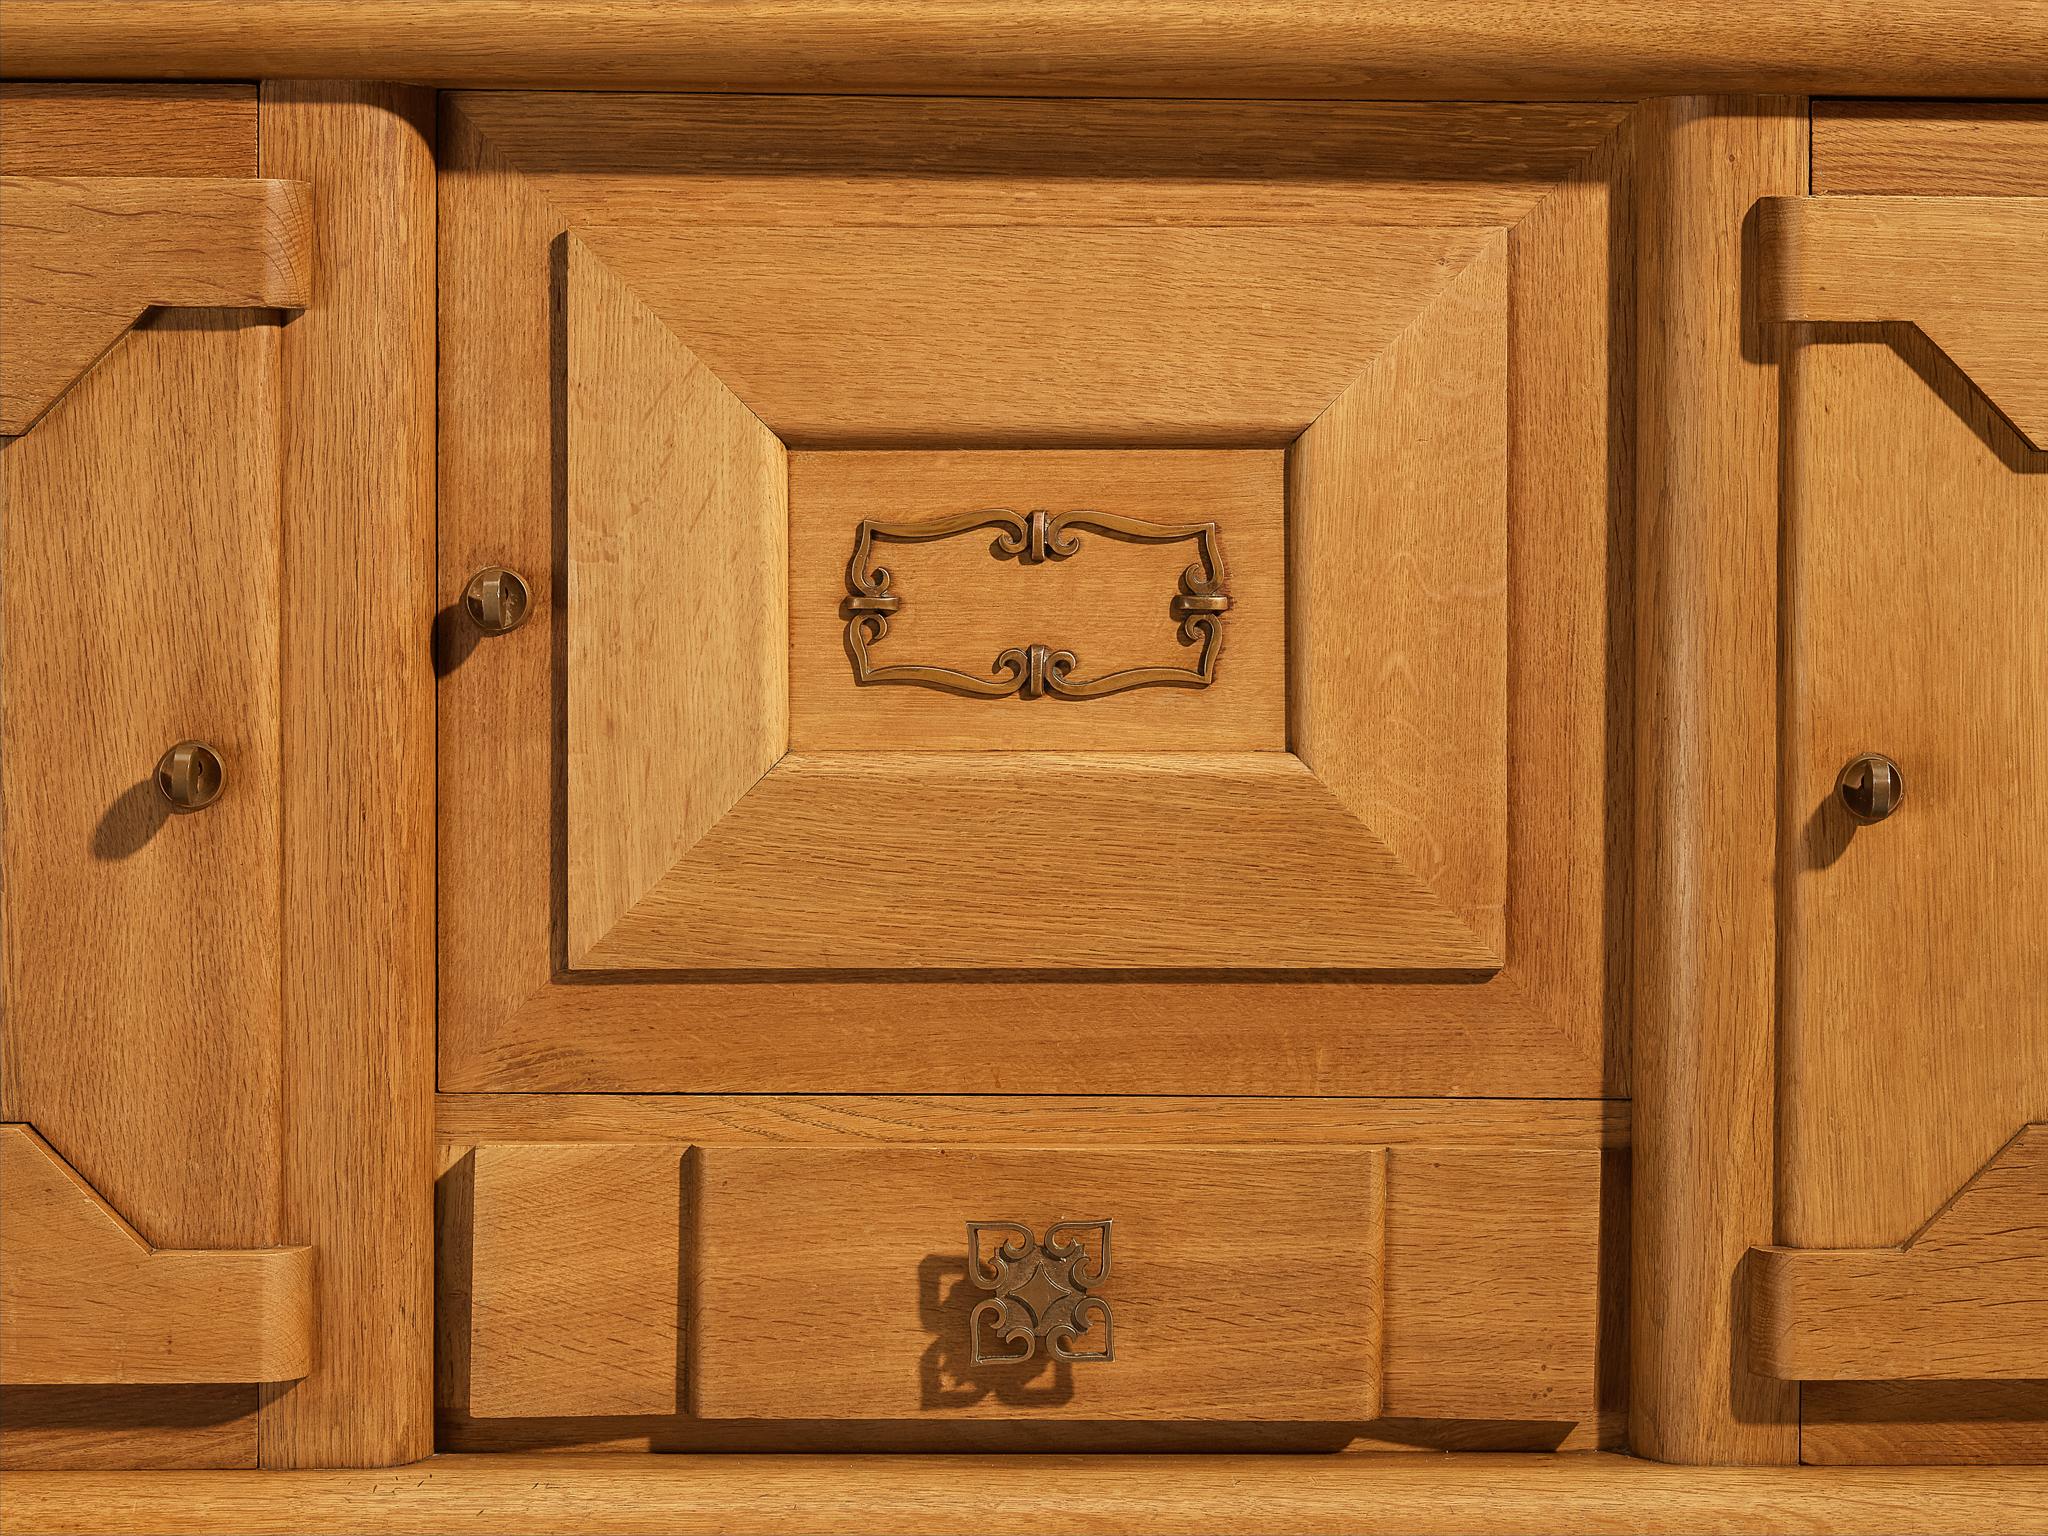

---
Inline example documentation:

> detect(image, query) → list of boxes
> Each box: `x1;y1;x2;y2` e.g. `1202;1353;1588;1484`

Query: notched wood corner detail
844;508;1231;700
0;174;314;434
1757;194;2048;450
1749;1122;2048;1380
0;1124;316;1385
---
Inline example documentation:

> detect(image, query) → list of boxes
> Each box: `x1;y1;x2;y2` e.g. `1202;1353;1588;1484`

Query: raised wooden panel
1814;102;2048;198
1760;195;2048;449
0;1127;313;1386
1780;330;2048;1251
0;176;311;433
566;237;787;963
692;1146;1381;1421
788;450;1285;753
584;755;1491;971
441;94;1629;1095
1752;1126;2048;1381
468;1144;685;1418
1290;230;1508;956
1;310;282;1252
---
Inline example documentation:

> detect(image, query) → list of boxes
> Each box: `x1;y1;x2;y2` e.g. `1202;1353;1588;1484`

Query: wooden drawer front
692;1147;1381;1421
446;1124;1612;1443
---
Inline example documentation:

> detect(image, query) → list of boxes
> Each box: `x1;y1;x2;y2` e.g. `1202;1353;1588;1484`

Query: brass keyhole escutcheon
156;741;225;813
1837;752;1904;824
463;566;533;635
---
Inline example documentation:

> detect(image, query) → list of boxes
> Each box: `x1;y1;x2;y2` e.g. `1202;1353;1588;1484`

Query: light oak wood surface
259;82;437;1471
1628;96;1804;1466
565;236;786;965
0;84;256;177
1803;1380;2048;1466
0;1386;259;1471
0;1127;313;1385
1759;194;2048;449
692;1147;1382;1421
787;451;1285;753
0;175;309;432
437;1129;1609;1447
1779;330;2048;1249
1751;1126;2048;1380
1814;102;2048;197
6;1454;2045;1536
439;95;1628;1096
468;1145;685;1419
6;2;2048;96
581;753;1493;970
1;310;283;1253
1290;229;1508;960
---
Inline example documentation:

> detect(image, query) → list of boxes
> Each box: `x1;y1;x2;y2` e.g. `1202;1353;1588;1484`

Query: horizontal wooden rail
4;1454;2046;1536
1750;1124;2048;1380
1757;194;2048;449
0;175;312;433
1;2;2046;97
0;1125;316;1384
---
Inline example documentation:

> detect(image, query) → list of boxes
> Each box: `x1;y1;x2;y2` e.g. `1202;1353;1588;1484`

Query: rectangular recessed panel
691;1146;1383;1420
789;449;1284;752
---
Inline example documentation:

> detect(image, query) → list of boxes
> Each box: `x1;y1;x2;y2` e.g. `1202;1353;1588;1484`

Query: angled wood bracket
0;174;313;434
0;1124;316;1384
1749;1123;2048;1380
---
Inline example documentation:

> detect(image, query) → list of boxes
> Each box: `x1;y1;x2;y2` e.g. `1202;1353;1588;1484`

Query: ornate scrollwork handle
965;1219;1114;1365
845;509;1230;700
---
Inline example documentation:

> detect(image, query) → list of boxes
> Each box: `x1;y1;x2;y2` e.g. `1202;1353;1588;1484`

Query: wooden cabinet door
1770;102;2048;1463
438;95;1630;1100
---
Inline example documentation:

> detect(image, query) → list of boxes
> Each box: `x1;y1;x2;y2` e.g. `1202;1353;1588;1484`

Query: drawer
437;93;1631;1102
438;1119;1611;1443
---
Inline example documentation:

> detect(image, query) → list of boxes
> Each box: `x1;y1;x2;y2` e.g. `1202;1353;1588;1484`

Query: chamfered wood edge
4;1454;2046;1536
0;1126;316;1386
2;4;2047;95
1748;1123;2048;1381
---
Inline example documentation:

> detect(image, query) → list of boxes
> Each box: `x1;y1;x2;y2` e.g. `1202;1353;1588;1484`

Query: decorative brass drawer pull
846;510;1230;699
155;741;225;812
966;1219;1114;1364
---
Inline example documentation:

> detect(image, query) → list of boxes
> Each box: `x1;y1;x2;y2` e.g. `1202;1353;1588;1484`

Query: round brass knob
156;741;225;813
462;566;533;635
1837;752;1904;824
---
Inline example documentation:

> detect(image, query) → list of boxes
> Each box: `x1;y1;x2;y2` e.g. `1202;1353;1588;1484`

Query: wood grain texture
1;310;282;1252
1290;230;1508;961
1814;101;2048;197
259;82;436;1470
0;85;255;176
567;220;1494;445
1804;1381;2048;1465
566;237;785;963
1759;194;2048;448
1629;97;1804;1465
787;451;1285;753
7;2;2048;95
436;1095;1629;1150
468;1145;684;1419
1779;330;2048;1249
448;94;1630;229
439;94;1627;1094
8;1454;2048;1536
0;176;310;433
692;1147;1380;1421
1752;1127;2048;1380
438;1130;1605;1445
0;1387;258;1471
584;754;1494;971
0;1127;312;1385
